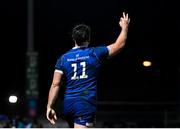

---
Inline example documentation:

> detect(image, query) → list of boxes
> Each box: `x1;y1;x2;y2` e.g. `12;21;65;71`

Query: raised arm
46;71;63;124
108;12;130;57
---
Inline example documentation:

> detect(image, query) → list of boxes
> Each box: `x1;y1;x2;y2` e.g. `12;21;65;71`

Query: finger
126;13;129;20
51;110;57;119
50;120;54;124
48;117;53;123
51;110;57;122
51;119;56;125
47;117;53;124
47;115;50;121
46;113;49;119
46;111;51;121
48;118;55;124
123;12;125;18
47;117;51;122
128;18;130;23
120;16;122;21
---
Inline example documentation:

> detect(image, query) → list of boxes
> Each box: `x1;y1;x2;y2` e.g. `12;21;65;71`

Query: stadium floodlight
143;60;152;67
9;95;18;103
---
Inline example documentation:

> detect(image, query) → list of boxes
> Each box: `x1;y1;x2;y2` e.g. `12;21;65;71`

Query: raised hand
119;12;130;30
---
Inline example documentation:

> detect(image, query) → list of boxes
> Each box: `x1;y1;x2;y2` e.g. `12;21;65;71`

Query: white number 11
71;62;88;80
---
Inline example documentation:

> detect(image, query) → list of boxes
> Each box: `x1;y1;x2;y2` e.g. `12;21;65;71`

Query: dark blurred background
0;0;179;127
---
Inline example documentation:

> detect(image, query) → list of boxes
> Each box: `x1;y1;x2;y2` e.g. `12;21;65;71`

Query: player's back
55;46;108;102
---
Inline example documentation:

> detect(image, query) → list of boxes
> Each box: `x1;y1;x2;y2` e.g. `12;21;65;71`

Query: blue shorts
63;98;96;127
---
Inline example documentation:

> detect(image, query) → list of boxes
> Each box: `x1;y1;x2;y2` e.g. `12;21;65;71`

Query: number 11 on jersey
71;62;88;80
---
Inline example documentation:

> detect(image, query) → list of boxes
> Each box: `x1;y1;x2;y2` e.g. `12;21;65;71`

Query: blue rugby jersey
55;46;109;102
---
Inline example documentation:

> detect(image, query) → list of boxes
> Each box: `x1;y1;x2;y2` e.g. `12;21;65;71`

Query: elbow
115;41;126;53
115;41;125;50
121;42;126;48
51;82;60;88
120;41;125;47
108;40;126;57
117;42;125;53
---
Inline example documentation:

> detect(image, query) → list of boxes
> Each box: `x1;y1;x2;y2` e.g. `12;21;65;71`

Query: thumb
54;114;57;120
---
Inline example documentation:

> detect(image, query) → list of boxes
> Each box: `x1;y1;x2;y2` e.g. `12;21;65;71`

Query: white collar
72;46;80;49
72;46;87;49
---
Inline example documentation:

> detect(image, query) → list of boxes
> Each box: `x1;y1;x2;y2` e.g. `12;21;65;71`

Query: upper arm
107;42;125;58
55;56;64;74
52;71;63;87
53;55;64;86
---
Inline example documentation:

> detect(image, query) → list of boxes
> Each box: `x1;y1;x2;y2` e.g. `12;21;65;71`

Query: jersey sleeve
55;56;64;74
93;46;109;63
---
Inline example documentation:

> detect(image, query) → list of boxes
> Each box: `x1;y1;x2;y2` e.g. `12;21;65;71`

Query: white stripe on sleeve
55;69;63;74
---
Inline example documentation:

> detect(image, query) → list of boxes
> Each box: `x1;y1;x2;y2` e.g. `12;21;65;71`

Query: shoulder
86;46;107;51
92;46;109;53
57;49;74;59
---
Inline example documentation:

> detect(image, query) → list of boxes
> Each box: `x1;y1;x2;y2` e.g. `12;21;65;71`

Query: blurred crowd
1;114;180;128
0;114;43;128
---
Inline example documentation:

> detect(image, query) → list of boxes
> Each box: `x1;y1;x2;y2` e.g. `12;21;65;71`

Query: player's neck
74;44;79;48
74;43;89;48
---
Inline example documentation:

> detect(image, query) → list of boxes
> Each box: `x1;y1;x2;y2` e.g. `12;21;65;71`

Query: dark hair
72;24;90;46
